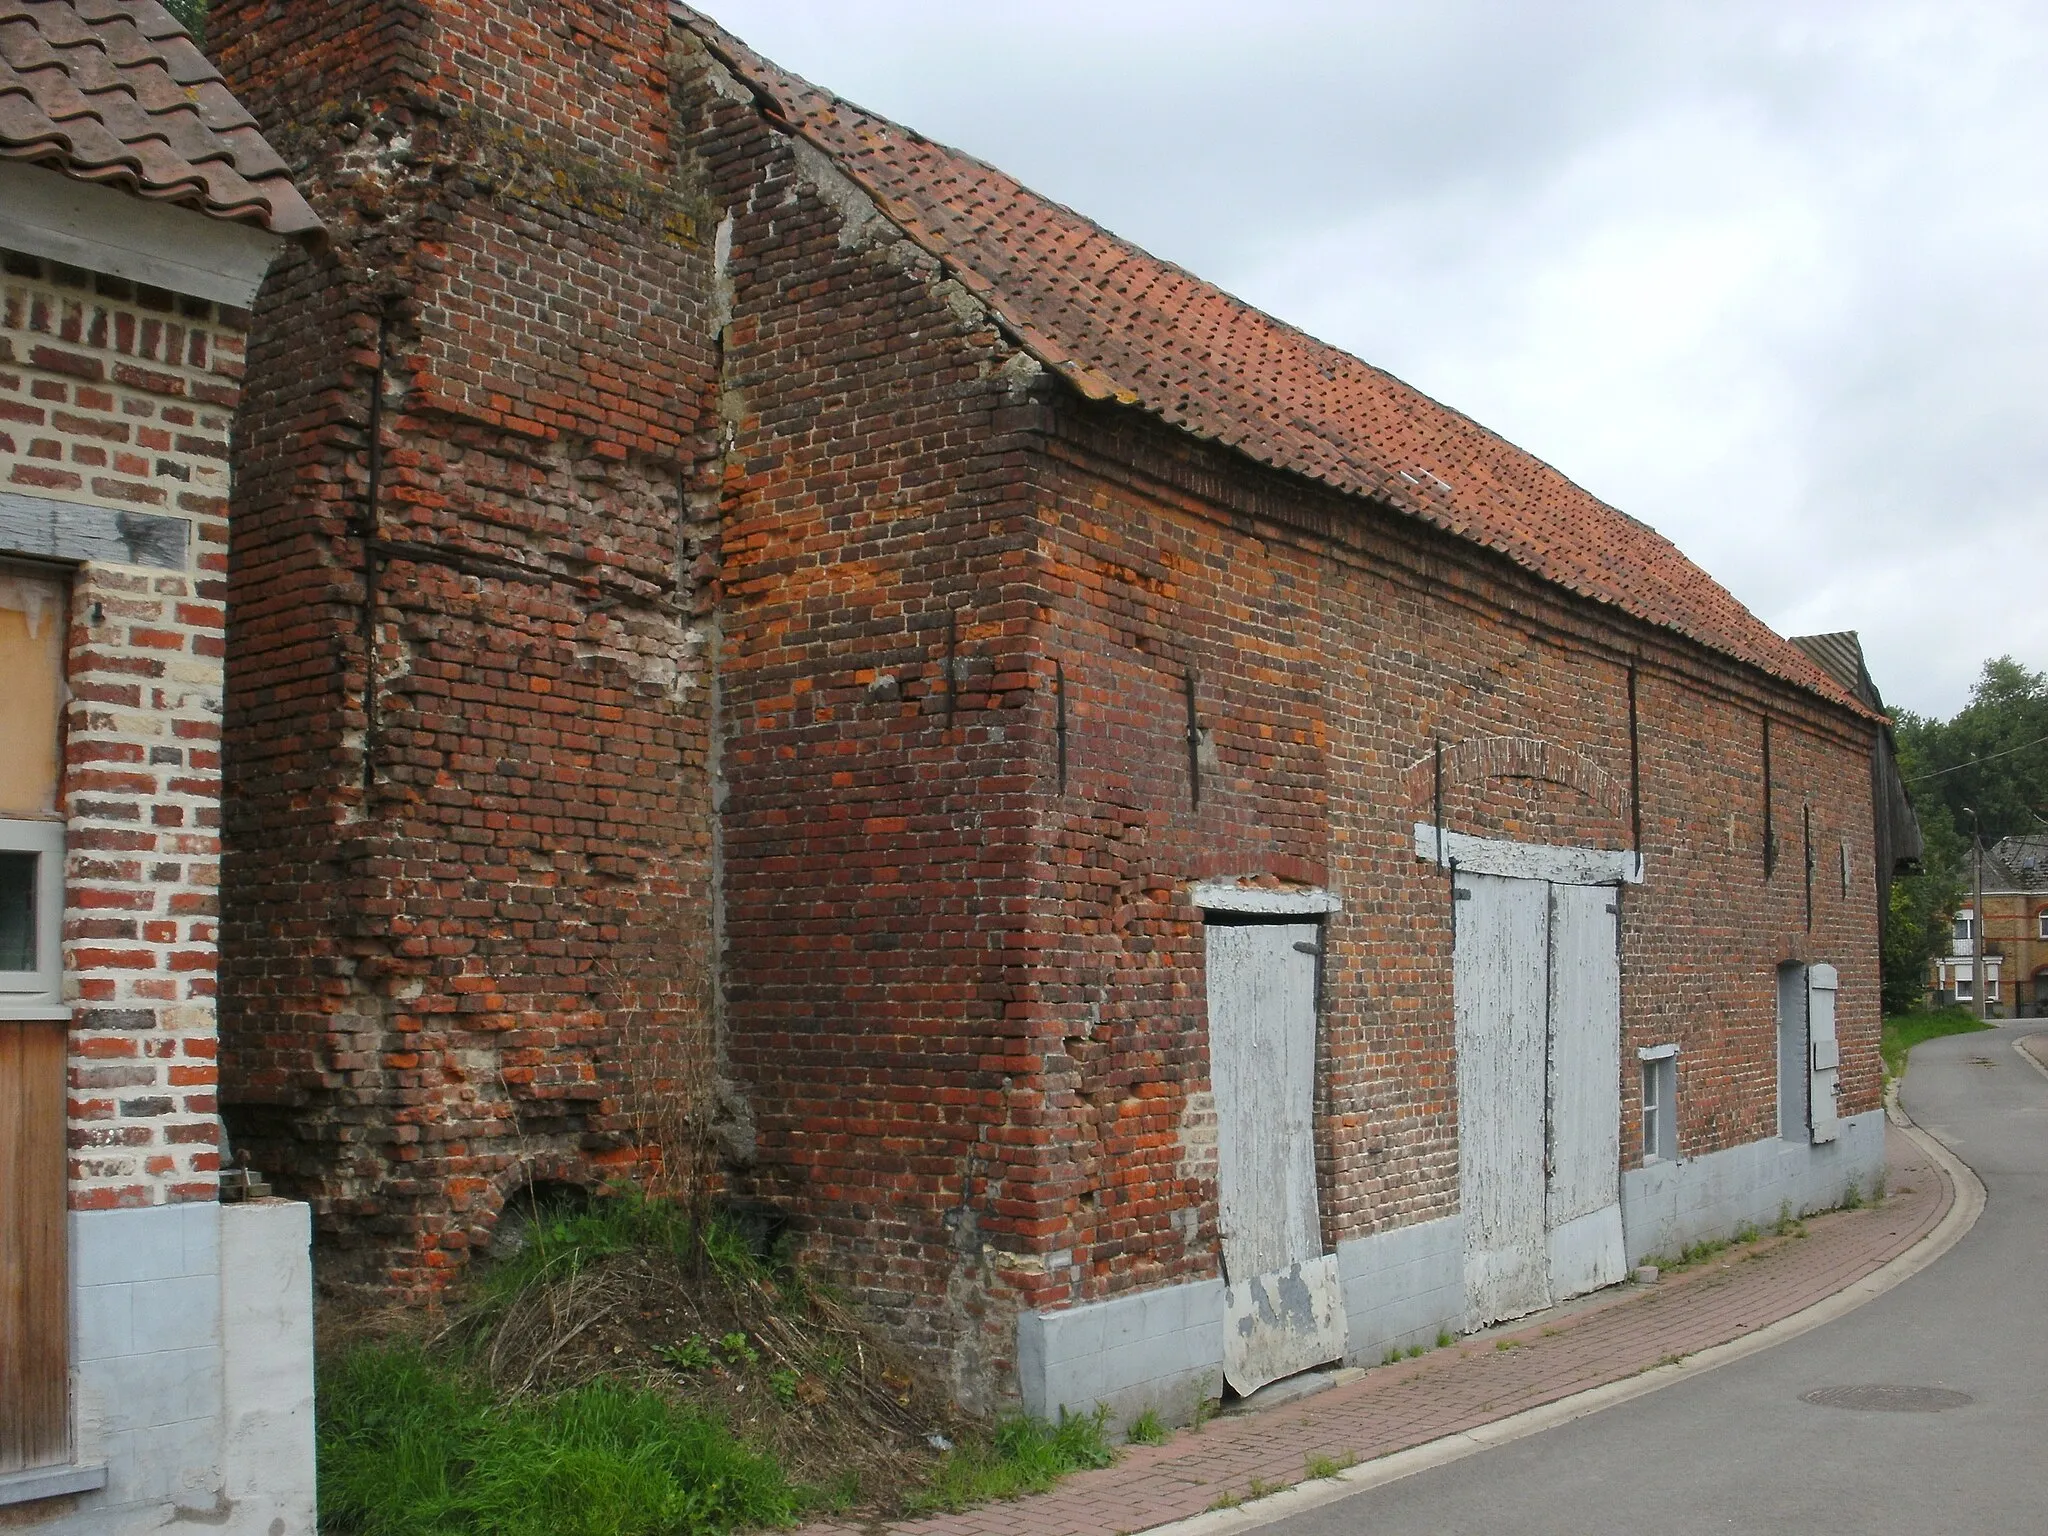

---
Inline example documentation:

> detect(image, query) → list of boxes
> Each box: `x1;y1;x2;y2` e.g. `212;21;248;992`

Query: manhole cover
1801;1384;1974;1413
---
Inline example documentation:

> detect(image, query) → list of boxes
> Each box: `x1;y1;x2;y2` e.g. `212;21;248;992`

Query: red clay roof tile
0;0;320;239
675;5;1863;717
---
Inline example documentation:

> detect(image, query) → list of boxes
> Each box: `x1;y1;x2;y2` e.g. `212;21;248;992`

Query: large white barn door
1807;962;1840;1144
1455;872;1551;1327
1208;919;1346;1395
1544;883;1627;1299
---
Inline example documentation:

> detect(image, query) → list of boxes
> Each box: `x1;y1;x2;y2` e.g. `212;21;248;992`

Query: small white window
1956;974;1974;1002
0;560;67;1021
2038;912;2047;941
0;819;63;1017
1639;1044;1678;1162
1953;910;1975;944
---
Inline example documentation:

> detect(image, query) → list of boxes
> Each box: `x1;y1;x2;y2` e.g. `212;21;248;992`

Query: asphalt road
1258;1023;2048;1536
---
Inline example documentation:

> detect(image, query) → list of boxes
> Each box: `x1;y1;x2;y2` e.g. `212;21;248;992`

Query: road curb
1144;1119;1986;1536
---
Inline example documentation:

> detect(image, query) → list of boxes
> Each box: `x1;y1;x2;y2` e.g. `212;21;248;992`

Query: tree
1896;656;2048;843
1884;656;2048;1014
1881;803;1964;1015
163;0;207;41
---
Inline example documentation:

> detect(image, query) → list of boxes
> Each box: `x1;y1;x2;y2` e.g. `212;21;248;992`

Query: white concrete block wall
5;1202;315;1535
221;1201;318;1536
1018;1110;1887;1428
1019;1279;1225;1428
1336;1214;1465;1361
1621;1109;1887;1264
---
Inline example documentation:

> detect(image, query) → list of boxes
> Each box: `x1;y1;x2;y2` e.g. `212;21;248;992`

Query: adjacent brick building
0;2;318;1529
213;0;1901;1418
1930;835;2048;1016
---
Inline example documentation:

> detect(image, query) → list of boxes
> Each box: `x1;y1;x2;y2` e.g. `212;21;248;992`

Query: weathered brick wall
675;37;1061;1405
207;0;1886;1405
212;0;724;1292
1;254;245;1208
1024;402;1883;1304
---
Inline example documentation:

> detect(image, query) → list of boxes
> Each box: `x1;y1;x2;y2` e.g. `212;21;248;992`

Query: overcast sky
702;1;2045;718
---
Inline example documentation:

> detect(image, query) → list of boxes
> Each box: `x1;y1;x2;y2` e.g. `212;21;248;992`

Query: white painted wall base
1335;1214;1466;1361
1621;1110;1887;1264
7;1201;315;1535
1018;1279;1224;1429
1016;1215;1469;1425
221;1202;318;1536
1016;1112;1885;1424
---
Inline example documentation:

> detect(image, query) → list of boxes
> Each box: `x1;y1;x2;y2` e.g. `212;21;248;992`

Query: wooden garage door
1;1019;68;1474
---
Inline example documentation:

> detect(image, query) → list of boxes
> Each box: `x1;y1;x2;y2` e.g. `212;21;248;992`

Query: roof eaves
673;4;1874;724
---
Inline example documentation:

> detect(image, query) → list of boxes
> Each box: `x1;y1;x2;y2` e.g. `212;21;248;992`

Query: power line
1903;729;2048;783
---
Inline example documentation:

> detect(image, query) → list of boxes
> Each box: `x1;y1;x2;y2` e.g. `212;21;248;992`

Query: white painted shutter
1807;962;1840;1145
1544;882;1627;1300
1208;921;1346;1393
1456;872;1551;1327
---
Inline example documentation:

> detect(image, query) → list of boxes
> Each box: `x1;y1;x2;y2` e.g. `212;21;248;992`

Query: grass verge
320;1345;799;1536
903;1409;1116;1515
1882;1006;1993;1081
319;1186;1119;1533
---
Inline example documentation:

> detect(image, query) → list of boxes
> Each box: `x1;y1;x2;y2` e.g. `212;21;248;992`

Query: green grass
319;1345;801;1536
1124;1409;1168;1447
1642;1220;1765;1276
472;1187;764;1312
1882;1007;1994;1080
903;1409;1116;1515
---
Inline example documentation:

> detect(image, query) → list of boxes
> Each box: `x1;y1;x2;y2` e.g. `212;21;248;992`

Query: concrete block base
1336;1214;1465;1362
6;1200;314;1536
1621;1110;1887;1264
1018;1279;1223;1429
1016;1115;1885;1428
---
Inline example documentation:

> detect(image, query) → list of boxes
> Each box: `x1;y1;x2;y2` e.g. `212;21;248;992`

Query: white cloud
702;0;2048;715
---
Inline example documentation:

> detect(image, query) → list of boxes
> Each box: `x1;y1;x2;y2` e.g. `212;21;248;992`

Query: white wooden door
1807;962;1840;1144
1777;963;1809;1140
1544;883;1627;1300
1455;872;1551;1327
1208;919;1346;1394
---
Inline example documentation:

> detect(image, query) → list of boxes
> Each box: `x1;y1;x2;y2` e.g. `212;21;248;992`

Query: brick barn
213;0;1900;1419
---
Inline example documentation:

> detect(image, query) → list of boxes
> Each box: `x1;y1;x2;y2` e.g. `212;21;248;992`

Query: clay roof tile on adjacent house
0;0;320;238
674;5;1866;718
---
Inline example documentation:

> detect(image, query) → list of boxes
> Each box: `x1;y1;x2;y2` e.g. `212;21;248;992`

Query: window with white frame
0;820;63;1013
1;560;68;1018
1956;973;1974;1002
1953;910;1975;945
1640;1045;1678;1162
2038;911;2048;942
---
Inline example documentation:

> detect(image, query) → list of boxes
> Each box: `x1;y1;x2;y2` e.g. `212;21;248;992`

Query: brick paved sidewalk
809;1124;1951;1536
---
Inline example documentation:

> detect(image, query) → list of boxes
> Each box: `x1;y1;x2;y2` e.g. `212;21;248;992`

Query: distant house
0;2;320;1529
214;0;1897;1424
1932;836;2048;1016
